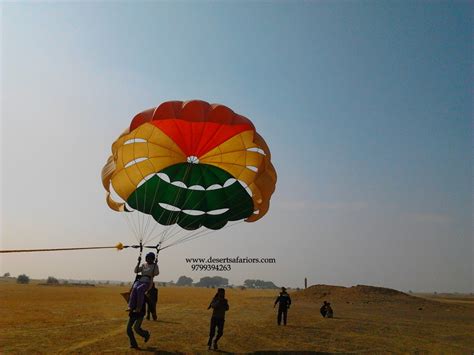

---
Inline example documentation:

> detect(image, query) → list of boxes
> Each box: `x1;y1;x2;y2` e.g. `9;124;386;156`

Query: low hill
294;284;420;304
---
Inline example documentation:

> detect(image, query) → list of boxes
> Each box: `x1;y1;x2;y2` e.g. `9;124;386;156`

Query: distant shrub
176;275;193;286
46;276;59;284
3;272;10;277
17;274;30;284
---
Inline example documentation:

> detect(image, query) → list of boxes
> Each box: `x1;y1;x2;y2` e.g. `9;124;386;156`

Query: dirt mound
294;284;416;303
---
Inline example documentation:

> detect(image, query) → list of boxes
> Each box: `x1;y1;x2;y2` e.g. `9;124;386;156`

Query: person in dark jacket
326;302;333;318
320;301;328;317
126;299;150;349
274;287;292;325
207;288;229;350
146;282;158;321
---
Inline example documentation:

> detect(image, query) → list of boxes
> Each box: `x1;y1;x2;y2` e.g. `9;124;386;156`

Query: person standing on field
207;288;229;350
320;301;328;318
146;283;158;321
126;300;150;349
274;287;292;325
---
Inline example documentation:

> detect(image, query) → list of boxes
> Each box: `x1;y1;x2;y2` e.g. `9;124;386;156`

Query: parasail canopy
101;100;277;249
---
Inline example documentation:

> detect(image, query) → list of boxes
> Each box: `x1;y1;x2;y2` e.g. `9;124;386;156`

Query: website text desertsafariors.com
185;256;276;271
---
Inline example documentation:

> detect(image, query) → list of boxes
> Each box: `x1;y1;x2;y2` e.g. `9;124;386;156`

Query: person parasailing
128;251;159;313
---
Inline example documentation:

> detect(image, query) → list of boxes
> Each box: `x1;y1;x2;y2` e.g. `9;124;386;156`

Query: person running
126;299;150;349
207;288;229;350
146;282;158;321
274;287;292;325
128;252;159;313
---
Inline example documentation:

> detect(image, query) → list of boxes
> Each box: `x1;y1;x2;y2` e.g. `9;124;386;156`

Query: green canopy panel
126;163;254;230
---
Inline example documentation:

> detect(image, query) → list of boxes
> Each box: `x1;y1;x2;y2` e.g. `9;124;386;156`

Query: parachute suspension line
139;131;152;245
161;193;251;248
158;163;192;245
117;131;142;243
122;128;149;244
141;109;170;245
157;149;250;246
132;128;146;243
140;175;162;245
160;220;244;251
153;163;212;246
166;197;251;248
160;165;191;243
140;158;186;246
145;149;253;248
141;173;171;246
121;212;140;243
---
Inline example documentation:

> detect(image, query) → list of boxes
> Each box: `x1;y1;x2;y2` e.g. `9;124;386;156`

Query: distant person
146;283;158;321
207;288;229;350
126;299;150;349
320;301;328;318
128;252;159;313
326;302;333;318
274;287;292;325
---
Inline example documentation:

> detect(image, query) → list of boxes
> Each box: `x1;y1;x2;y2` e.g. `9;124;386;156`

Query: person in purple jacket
128;252;159;313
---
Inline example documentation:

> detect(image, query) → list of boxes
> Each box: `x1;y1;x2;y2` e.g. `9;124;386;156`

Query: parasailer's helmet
145;252;156;263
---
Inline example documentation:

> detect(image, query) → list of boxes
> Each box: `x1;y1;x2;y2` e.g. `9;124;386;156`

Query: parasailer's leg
133;317;150;342
128;282;139;310
126;316;138;348
134;282;148;311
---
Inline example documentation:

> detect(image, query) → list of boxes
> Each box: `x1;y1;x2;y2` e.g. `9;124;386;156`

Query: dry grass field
1;279;473;354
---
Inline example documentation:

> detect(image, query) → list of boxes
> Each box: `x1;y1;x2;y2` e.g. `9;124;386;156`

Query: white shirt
135;262;159;283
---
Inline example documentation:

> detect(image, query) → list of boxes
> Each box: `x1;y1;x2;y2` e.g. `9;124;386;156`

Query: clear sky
1;1;472;292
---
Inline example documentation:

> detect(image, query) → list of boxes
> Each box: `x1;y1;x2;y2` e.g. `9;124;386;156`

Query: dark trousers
277;307;288;325
146;300;157;320
126;315;149;347
208;317;225;345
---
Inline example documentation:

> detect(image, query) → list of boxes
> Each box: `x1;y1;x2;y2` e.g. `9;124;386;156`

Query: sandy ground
1;280;473;354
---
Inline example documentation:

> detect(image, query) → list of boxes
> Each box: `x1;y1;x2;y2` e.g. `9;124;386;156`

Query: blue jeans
126;314;149;347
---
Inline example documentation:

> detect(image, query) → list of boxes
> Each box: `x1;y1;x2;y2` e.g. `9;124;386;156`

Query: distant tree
196;276;228;288
243;279;278;289
62;280;69;285
120;282;125;287
17;274;30;284
176;275;193;286
47;276;59;284
409;290;413;294
3;272;10;277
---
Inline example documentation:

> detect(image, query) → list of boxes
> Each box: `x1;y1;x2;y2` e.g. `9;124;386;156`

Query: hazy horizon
1;1;472;293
